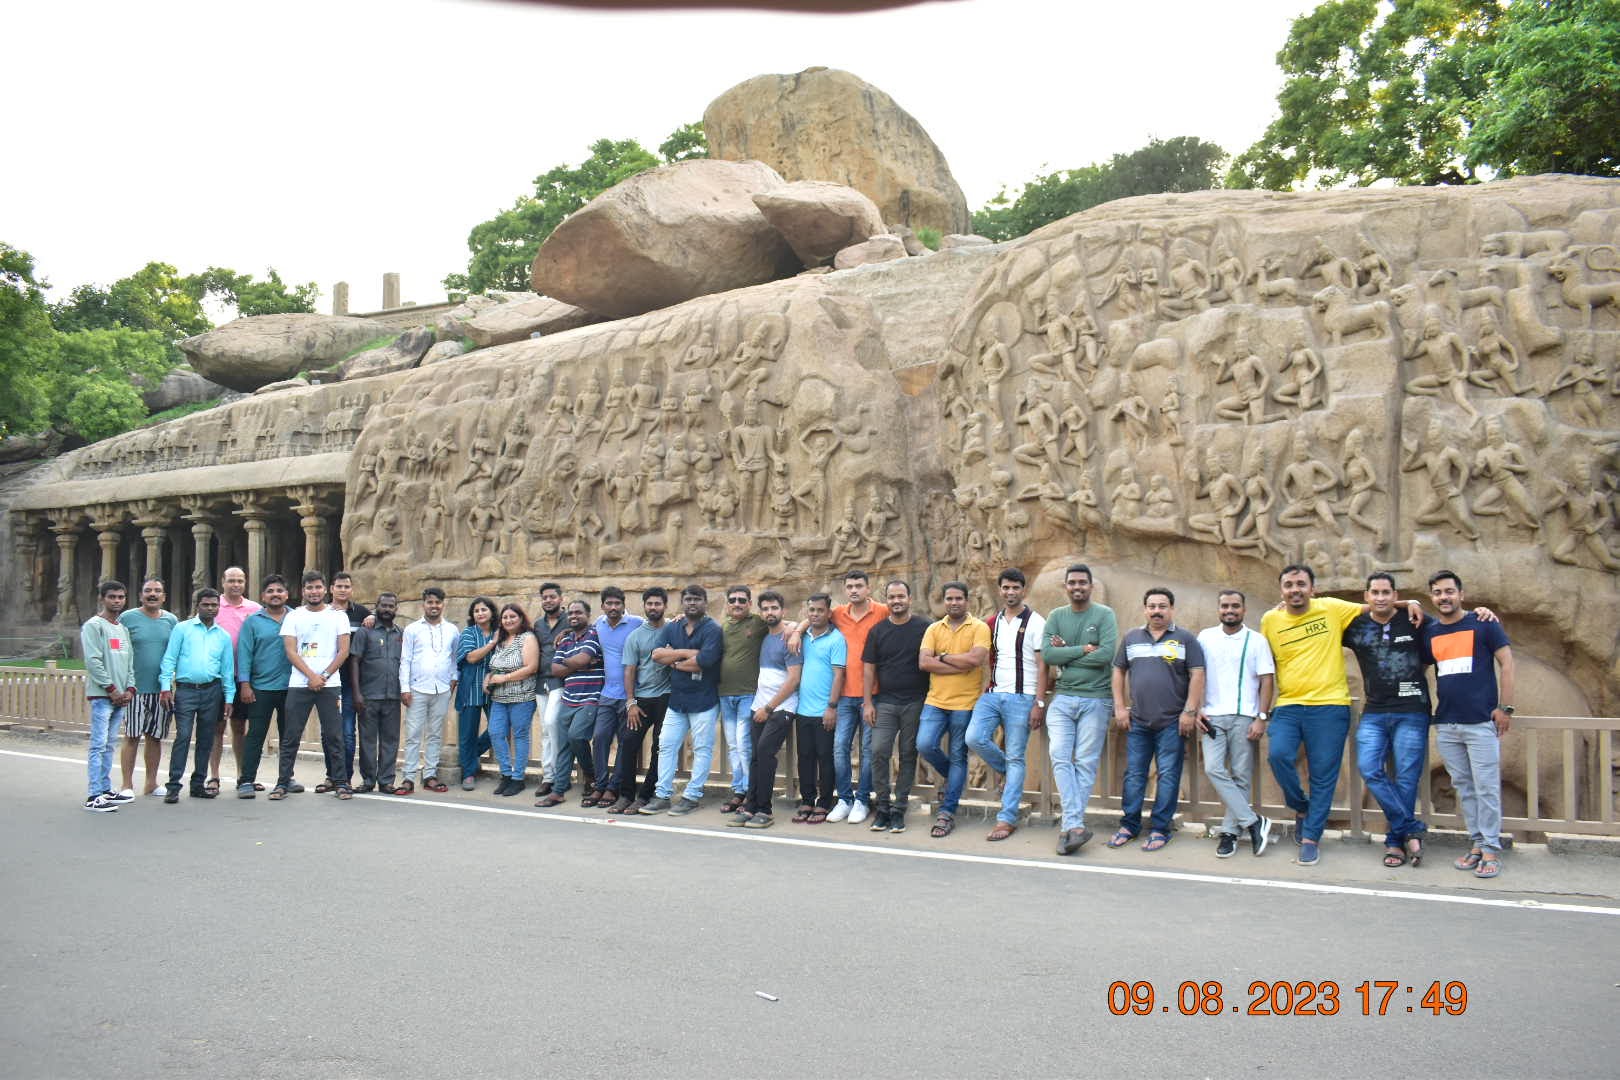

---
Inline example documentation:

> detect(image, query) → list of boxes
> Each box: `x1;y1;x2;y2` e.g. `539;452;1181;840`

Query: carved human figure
1159;374;1185;446
768;463;797;536
689;431;723;481
961;411;989;466
400;423;425;475
683;328;718;369
1470;418;1538;532
1013;375;1063;467
1072;309;1105;383
1110;465;1143;520
1108;373;1155;450
1303;235;1357;290
428;429;458;484
1277;436;1341;529
730;399;775;530
1303;538;1333;584
1273;338;1325;412
378;430;406;481
1338;427;1383;537
1405;309;1479;419
1029;306;1077;379
793;427;838;530
457;418;496;488
860;493;903;568
1068;469;1105;535
978;331;1010;407
1545;457;1620;570
1056;384;1092;466
1356;240;1393;297
1143;474;1176;518
1016;461;1072;528
1402;417;1481;540
1547;340;1609;428
624;361;661;440
493;411;532;488
825;498;862;568
1214;335;1284;425
606;456;645;538
571;460;606;538
1188;449;1247;546
1335;537;1368;583
353;450;380;508
547;374;573;431
422;486;447;560
1159;251;1211;317
1464;310;1536;397
1209;249;1247;304
681;374;713;432
712;476;740;531
654;388;681;437
1237;448;1289;560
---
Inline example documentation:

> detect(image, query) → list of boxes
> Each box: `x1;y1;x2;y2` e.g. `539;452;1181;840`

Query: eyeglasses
727;598;748;605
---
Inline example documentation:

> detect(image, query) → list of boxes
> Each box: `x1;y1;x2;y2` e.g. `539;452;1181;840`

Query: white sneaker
118;788;137;800
827;799;852;823
848;800;869;825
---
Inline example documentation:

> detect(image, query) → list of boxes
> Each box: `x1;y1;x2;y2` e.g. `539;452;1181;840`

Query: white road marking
7;747;1616;917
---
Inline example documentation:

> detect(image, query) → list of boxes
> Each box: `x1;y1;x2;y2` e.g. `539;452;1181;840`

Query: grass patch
915;227;942;251
340;333;400;361
144;399;219;426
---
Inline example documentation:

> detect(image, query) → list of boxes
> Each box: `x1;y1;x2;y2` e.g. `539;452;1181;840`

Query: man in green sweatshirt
81;580;136;812
1041;564;1119;855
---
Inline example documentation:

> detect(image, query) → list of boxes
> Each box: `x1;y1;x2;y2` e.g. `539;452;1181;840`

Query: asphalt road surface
3;731;1618;1079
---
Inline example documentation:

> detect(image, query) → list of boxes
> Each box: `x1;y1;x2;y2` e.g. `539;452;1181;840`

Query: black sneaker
638;796;672;815
869;809;892;832
889;812;907;834
493;778;513;797
102;790;134;804
1216;833;1238;858
83;795;117;813
1249;815;1272;857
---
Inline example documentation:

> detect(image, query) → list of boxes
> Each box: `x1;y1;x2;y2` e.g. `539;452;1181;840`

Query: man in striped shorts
117;576;178;798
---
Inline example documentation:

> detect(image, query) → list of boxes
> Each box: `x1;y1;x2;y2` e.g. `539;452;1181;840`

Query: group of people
76;560;1515;877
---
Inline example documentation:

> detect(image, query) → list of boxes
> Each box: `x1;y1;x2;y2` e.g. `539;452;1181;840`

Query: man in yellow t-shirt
1259;564;1362;867
917;580;990;838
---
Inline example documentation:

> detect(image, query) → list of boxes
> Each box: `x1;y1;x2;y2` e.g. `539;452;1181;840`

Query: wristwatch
1035;699;1048;709
1500;705;1515;715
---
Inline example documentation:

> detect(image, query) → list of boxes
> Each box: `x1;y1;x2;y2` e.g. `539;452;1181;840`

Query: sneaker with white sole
1215;833;1237;858
102;790;134;804
116;788;137;801
827;799;852;823
83;794;118;813
848;800;869;825
1249;815;1272;857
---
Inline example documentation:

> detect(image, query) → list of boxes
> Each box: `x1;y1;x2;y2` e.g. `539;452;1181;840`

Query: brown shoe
987;822;1017;841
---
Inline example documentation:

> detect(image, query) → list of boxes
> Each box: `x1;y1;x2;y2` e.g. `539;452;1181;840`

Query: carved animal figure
1547;251;1620;327
1126;336;1181;373
1246;254;1303;302
1312;286;1391;346
1480;230;1570;259
596;511;683;569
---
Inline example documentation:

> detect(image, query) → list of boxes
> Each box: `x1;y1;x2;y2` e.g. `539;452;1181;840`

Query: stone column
332;281;349;316
382;272;400;310
290;486;332;577
89;505;124;586
49;512;84;626
183;500;216;596
132;502;174;602
235;495;273;590
13;518;43;621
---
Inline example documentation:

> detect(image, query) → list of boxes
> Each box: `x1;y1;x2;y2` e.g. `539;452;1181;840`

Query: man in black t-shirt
329;572;371;785
1343;572;1431;868
861;581;930;834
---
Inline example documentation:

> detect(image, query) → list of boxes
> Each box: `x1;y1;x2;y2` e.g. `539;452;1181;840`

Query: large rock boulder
705;67;970;236
336;326;436;382
833;234;908;270
180;315;393;392
530;159;800;319
138;366;228;412
463;292;601;347
752;181;887;267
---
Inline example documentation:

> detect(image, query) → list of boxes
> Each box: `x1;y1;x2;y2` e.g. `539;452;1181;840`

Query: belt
177;679;221;688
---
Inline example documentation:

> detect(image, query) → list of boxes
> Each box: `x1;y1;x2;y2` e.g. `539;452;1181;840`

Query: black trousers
870;695;924;814
745;710;794;815
168;681;222;792
614;694;668;800
283;687;343;787
238;688;288;787
357;697;401;787
795;713;835;810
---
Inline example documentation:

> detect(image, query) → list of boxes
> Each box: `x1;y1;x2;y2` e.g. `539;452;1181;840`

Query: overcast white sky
5;0;1312;314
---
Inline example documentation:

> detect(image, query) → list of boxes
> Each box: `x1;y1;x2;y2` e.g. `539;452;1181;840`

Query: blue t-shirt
593;614;644;701
797;625;848;716
1422;614;1511;725
657;616;724;712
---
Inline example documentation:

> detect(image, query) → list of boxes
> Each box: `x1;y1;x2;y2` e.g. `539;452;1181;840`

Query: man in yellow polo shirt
917;580;990;839
1260;563;1366;866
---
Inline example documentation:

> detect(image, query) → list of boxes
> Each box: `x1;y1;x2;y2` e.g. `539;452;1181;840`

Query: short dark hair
332;571;353;584
726;584;751;601
1144;586;1175;606
1279;563;1314;584
422;586;446;601
601;585;625;603
843;570;869;584
941;580;969;600
1217;588;1245;603
194;587;221;605
1365;571;1397;590
97;579;126;598
884;580;911;597
569;599;593;615
141;575;165;588
1064;563;1093;582
1428;569;1464;591
377;591;398;604
539;582;563;597
758;589;786;608
998;567;1026;586
261;573;287;591
467;596;497;623
807;592;832;608
682;584;707;600
642;586;667;603
301;570;325;587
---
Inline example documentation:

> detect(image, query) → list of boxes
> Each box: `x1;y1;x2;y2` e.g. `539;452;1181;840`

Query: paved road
3;731;1618;1078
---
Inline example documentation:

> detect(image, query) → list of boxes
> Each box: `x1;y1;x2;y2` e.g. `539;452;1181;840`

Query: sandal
395;780;414;796
1107;828;1136;849
204;778;220;796
315;782;337;794
580;791;601;808
253;782;265;791
930;813;955;838
1141;831;1170;852
423;777;449;793
267;786;287;801
336;786;353;800
791;804;814;824
721;793;746;814
807;807;829;824
1404;836;1424;867
1454;849;1483;871
1383;847;1407;868
987;822;1016;841
1474;855;1502;879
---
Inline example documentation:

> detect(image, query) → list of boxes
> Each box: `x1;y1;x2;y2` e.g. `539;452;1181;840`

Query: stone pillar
235;495;273;591
382;272;400;310
332;281;349;316
89;505;124;586
132;503;173;602
184;502;216;596
49;513;84;626
13;518;43;621
290;487;332;577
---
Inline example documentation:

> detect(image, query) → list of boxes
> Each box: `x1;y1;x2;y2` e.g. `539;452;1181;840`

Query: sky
4;0;1313;315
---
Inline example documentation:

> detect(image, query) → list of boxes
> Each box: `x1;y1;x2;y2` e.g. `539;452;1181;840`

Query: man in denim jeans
80;580;136;812
966;568;1048;842
716;585;767;815
828;570;888;824
918;581;989;839
1042;564;1117;855
641;585;724;815
1108;587;1203;853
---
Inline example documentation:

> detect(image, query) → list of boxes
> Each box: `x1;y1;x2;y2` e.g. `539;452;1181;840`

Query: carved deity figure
978;331;1010;408
1056;384;1092;466
1465;311;1536;397
1547;341;1609;428
1338;428;1383;537
1158;251;1211;317
1017;462;1073;530
1545;457;1620;569
1068;469;1105;534
1277;436;1341;530
825;498;862;569
606;456;645;539
1013;375;1063;467
961;411;989;466
1402;418;1481;541
1470;418;1538;532
428;430;458;484
681;374;713;432
1404;308;1480;420
1159;375;1185;446
624;361;661;439
1215;335;1285;425
793;428;839;531
683;328;718;369
1144;474;1176;518
730;399;775;531
1110;465;1143;520
1108;373;1155;450
1303;236;1357;291
493;412;532;488
1237;447;1290;560
1273;338;1325;412
457;419;496;489
1188;449;1247;546
861;493;904;568
1356;241;1393;297
768;464;797;536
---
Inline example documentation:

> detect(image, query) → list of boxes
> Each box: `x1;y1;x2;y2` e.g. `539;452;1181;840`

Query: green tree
49;261;211;342
53;327;170;441
972;137;1228;242
185;266;319;318
0;243;59;437
443;122;706;295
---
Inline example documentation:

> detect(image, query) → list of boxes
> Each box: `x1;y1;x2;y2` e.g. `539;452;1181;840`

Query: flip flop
1474;856;1502;879
1454;849;1484;871
335;786;353;801
1141;832;1170;852
1107;828;1136;849
791;804;814;824
1405;836;1424;867
267;787;287;801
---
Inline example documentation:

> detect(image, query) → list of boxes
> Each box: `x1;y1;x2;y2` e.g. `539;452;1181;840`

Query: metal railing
5;666;1614;839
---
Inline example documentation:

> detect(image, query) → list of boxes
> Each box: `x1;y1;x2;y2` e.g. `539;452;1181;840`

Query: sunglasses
727;598;749;605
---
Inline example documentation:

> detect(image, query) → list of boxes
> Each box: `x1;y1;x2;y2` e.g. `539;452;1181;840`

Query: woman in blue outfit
486;603;540;797
454;596;498;791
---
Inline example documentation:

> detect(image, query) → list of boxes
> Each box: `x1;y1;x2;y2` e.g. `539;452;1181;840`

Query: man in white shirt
965;567;1049;841
277;570;352;799
398;586;457;794
1195;589;1275;857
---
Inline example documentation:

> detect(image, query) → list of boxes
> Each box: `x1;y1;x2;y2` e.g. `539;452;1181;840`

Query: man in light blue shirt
793;593;846;822
587;585;643;807
158;588;235;803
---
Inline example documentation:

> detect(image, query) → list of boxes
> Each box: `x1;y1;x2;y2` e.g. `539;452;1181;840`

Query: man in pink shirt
208;566;262;793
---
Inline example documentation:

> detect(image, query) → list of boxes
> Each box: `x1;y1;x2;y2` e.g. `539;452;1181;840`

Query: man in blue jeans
80;580;136;812
827;570;888;824
716;585;766;815
1042;564;1118;855
917;581;990;839
966;568;1048;842
1108;587;1204;852
1343;572;1432;869
641;585;724;815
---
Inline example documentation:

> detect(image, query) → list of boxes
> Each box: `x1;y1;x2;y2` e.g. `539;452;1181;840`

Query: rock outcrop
336;326;436;382
705;67;970;235
462;293;601;347
752;181;887;267
833;234;908;270
139;367;228;411
180;314;394;392
531;159;800;319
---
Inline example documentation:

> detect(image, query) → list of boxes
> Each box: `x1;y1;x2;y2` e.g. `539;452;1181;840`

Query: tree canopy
1229;0;1620;189
971;137;1228;242
443;122;709;295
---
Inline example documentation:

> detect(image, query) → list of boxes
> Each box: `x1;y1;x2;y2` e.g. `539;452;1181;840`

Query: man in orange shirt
828;569;888;824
